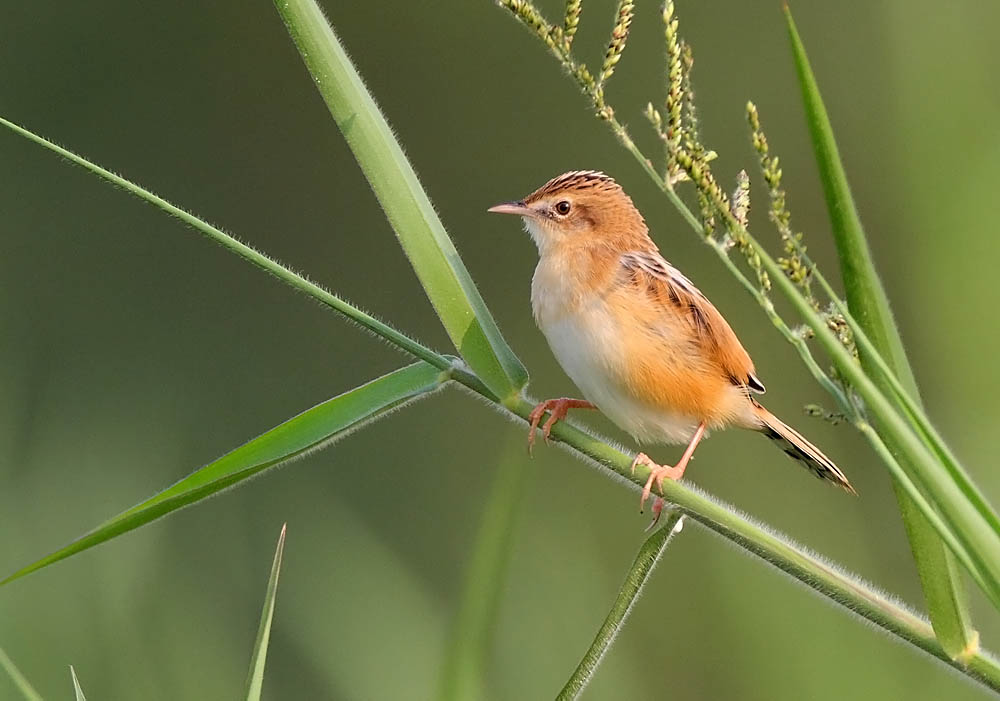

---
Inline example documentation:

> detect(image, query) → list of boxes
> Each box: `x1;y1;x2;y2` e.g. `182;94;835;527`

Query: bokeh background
2;1;999;699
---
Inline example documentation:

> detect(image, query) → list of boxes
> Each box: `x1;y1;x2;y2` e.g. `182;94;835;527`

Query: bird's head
488;170;649;255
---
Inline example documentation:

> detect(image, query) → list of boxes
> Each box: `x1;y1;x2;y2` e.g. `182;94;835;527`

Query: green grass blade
437;435;530;701
0;648;44;701
1;362;447;586
784;5;976;657
0;116;451;378
69;667;86;701
751;218;1000;611
244;524;287;701
557;512;684;700
819;283;998;534
273;0;529;403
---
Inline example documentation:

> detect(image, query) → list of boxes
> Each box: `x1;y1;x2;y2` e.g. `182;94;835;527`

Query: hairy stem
438;377;1000;693
0;116;455;382
557;512;683;701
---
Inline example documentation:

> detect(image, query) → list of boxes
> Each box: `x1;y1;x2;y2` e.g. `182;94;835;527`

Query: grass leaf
0;648;43;701
244;524;287;701
557;512;684;700
437;436;530;701
784;5;975;657
70;666;86;701
274;0;529;402
1;362;447;586
751;201;1000;611
0;116;451;377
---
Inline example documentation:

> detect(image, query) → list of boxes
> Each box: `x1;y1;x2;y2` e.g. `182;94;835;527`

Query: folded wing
619;250;765;395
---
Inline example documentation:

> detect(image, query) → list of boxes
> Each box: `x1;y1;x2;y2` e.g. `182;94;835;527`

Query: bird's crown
524;170;622;204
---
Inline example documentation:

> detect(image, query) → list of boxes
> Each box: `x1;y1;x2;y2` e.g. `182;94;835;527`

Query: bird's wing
619;250;765;394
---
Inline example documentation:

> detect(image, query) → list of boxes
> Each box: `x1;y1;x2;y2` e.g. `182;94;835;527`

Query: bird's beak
487;200;533;217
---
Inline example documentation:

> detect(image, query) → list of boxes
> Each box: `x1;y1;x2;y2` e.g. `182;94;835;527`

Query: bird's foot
527;398;596;454
630;452;687;513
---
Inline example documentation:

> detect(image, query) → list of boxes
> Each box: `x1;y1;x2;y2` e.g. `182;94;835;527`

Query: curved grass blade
557;512;684;700
784;5;975;657
274;0;529;403
750;214;1000;612
244;524;287;701
1;362;447;586
0;648;43;701
0;116;451;378
70;667;86;701
437;435;530;701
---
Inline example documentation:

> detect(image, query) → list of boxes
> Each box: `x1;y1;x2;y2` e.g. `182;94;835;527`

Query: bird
488;170;855;511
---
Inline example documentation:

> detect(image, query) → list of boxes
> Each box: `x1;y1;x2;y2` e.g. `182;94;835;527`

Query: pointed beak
487;200;533;217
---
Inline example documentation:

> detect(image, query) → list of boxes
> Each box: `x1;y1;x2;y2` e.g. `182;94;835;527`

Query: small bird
488;170;855;509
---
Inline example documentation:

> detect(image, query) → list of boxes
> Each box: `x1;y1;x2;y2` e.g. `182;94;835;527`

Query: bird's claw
527;398;594;454
631;452;685;514
645;498;667;531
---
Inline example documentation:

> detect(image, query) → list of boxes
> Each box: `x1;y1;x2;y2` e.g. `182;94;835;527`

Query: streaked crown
524;170;625;203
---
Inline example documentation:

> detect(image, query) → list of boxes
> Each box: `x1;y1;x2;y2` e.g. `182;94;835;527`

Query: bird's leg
527;398;596;453
631;422;707;512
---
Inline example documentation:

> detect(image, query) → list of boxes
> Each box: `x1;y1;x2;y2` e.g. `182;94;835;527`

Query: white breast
531;260;700;445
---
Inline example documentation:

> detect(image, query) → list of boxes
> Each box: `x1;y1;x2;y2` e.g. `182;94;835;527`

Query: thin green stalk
784;5;974;657
70;667;86;701
751;226;1000;609
0;649;43;701
817;272;989;527
438;435;531;701
851;420;985;603
275;0;528;402
703;236;847;405
472;388;1000;694
557;512;684;701
244;524;287;701
680;157;1000;577
0;116;458;386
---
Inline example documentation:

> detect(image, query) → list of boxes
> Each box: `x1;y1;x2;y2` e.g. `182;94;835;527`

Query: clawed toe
527;404;548;455
526;398;596;454
645;498;667;531
632;454;685;513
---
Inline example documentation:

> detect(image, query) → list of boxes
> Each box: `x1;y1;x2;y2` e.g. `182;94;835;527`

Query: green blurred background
2;1;999;698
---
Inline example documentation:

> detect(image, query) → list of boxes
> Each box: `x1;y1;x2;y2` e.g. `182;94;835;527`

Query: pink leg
527;398;596;453
630;422;707;512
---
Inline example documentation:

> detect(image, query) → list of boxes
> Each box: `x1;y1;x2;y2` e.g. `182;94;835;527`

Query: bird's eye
555;200;572;215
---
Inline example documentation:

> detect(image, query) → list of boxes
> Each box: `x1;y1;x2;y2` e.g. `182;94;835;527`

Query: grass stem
557;512;683;701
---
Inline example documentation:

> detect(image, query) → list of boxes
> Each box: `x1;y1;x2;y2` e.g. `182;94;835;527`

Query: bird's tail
752;402;856;494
